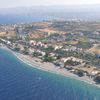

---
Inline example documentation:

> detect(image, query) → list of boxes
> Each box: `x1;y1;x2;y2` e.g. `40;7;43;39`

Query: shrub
94;75;100;84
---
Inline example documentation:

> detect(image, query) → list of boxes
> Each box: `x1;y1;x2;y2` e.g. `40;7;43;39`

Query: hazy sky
0;0;100;8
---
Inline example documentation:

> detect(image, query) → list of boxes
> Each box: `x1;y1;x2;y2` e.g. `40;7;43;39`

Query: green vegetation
14;46;20;51
74;69;85;77
76;41;93;49
43;53;54;62
94;75;100;84
56;49;100;66
23;46;29;55
44;46;54;53
64;60;81;67
33;52;42;57
97;45;100;49
32;37;46;42
66;67;73;71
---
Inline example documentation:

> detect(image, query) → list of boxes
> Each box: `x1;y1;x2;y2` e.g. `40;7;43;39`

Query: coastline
0;46;100;88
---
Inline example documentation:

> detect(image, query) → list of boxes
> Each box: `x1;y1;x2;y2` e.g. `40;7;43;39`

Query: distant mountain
0;5;100;14
0;5;100;24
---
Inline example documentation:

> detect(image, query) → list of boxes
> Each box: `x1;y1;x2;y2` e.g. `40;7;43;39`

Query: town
0;20;100;84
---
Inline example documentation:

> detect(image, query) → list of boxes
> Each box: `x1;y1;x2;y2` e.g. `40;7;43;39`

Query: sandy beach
0;46;100;88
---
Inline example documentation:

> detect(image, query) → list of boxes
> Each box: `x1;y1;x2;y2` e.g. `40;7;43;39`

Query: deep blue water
0;48;100;100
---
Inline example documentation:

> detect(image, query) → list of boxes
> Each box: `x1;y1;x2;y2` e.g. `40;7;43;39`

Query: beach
0;46;100;88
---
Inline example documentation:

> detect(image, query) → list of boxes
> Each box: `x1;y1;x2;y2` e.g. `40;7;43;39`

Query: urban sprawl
0;20;100;84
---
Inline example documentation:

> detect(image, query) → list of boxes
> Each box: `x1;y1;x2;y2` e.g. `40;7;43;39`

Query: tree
23;46;29;55
14;45;20;51
75;69;84;77
94;75;100;84
45;46;54;53
43;53;54;62
64;60;80;68
32;52;42;57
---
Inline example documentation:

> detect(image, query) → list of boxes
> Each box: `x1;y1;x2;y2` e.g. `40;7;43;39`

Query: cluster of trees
32;52;42;57
94;75;100;84
23;46;29;55
76;41;93;49
56;49;100;66
43;53;54;62
14;44;20;51
14;46;20;51
64;60;81;67
44;46;54;53
74;69;86;77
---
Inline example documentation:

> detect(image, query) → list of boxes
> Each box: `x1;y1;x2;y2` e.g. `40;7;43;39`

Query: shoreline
0;46;100;88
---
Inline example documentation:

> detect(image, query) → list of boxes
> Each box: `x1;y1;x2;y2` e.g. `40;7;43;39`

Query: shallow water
0;48;100;100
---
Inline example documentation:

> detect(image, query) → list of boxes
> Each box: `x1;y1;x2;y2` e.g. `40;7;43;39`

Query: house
29;40;36;46
90;70;100;78
54;46;63;50
29;48;35;55
29;40;48;48
61;56;84;63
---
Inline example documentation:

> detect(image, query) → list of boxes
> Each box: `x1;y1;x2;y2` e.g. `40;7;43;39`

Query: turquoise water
0;48;100;100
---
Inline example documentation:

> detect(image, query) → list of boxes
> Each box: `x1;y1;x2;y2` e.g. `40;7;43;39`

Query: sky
0;0;100;8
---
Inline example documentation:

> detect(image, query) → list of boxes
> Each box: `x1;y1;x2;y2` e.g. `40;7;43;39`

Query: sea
0;48;100;100
0;15;57;24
